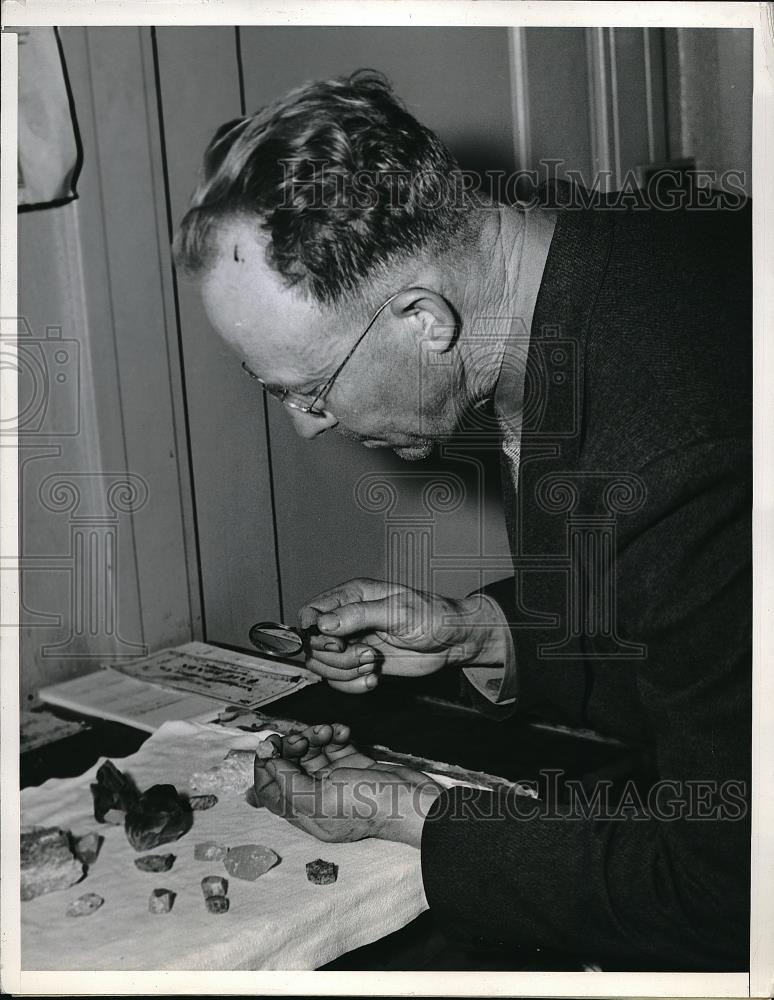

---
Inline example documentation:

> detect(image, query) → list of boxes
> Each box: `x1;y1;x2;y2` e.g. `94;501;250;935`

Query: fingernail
358;663;373;675
359;649;374;664
319;614;340;632
365;674;377;689
324;641;339;651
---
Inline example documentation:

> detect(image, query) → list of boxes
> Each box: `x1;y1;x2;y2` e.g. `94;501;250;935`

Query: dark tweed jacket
421;188;752;971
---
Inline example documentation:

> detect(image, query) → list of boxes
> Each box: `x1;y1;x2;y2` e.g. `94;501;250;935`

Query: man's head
173;70;490;460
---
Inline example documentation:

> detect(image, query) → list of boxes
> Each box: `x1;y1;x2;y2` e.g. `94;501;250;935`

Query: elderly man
174;71;751;971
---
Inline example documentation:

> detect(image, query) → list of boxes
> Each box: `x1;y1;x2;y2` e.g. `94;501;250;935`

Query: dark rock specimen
90;760;139;824
134;853;176;873
124;784;192;852
305;859;338;885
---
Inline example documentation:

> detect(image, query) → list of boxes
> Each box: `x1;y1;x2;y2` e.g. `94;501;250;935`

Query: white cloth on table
20;720;427;971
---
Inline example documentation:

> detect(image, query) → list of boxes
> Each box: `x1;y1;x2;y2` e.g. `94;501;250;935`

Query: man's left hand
252;723;441;848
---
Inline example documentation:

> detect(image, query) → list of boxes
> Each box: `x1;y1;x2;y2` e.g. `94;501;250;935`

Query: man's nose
287;407;338;439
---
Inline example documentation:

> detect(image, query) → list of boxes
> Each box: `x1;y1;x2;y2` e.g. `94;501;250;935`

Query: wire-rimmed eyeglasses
240;290;402;416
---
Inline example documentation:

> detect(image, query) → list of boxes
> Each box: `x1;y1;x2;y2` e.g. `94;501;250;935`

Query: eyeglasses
241;290;402;417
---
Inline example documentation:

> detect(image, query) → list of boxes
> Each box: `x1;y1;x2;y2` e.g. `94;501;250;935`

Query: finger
317;596;399;639
266;756;318;818
281;733;309;760
307;633;345;653
294;724;334;774
310;644;377;671
298;579;390;630
297;584;369;630
253;753;281;800
327;673;379;695
323;724;377;769
306;653;377;682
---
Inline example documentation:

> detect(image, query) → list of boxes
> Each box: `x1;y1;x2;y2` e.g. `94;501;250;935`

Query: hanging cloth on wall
17;27;81;210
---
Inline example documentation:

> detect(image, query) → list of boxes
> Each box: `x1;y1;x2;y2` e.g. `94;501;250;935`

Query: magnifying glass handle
296;623;320;655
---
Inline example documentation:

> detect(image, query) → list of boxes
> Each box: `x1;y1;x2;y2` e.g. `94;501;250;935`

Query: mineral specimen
305;859;338;885
200;875;228;897
204;895;229;914
66;892;104;917
194;841;229;862
134;853;176;873
256;736;281;760
90;759;139;824
190;749;256;793
20;827;84;901
73;832;102;866
124;784;193;852
223;844;279;881
189;794;218;811
148;888;175;914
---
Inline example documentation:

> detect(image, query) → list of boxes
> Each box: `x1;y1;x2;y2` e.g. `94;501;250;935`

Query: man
174;70;751;971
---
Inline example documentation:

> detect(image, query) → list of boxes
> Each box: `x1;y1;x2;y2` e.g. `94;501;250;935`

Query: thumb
265;756;316;814
317;596;400;638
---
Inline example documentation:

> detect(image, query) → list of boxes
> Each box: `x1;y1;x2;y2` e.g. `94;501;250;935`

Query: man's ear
388;287;457;352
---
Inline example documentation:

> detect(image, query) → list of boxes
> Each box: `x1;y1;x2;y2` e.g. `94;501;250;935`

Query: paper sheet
112;641;319;709
20;720;427;971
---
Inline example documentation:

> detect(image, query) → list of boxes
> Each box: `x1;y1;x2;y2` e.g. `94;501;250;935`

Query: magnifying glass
248;621;320;658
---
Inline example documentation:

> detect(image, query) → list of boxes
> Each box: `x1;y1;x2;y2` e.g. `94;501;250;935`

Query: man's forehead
203;221;314;325
200;219;341;382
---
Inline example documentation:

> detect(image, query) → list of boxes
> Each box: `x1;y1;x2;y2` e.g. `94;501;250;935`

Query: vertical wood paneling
83;27;200;648
153;27;282;643
237;27;516;619
522;28;593;186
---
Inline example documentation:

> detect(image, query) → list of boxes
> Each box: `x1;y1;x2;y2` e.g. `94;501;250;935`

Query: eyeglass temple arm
310;291;403;410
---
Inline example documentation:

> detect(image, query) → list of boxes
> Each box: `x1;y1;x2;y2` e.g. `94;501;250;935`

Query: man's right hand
298;577;509;694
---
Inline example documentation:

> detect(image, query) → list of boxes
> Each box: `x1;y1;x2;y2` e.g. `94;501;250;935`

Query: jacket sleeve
421;438;751;970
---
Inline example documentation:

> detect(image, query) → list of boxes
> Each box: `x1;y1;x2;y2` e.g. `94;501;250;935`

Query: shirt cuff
461;594;517;705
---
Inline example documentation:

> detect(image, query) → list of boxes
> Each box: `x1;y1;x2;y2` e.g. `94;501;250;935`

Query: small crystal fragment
305;859;338;885
256;736;281;760
134;853;176;873
66;892;104;917
148;888;175;914
103;809;126;825
190;749;255;793
223;844;279;881
189;794;218;811
73;832;102;866
204;894;230;914
194;841;229;862
201;875;228;897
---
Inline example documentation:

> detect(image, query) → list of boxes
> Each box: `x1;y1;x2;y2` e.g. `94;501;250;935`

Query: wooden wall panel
154;27;282;642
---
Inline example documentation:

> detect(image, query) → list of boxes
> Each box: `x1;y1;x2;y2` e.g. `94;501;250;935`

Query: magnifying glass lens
248;622;304;656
